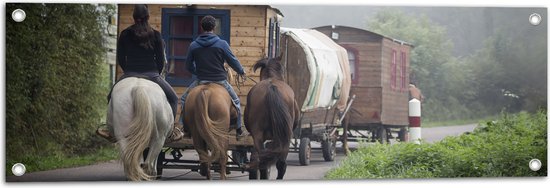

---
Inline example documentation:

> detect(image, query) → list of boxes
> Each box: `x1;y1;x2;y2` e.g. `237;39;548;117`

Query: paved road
5;143;343;181
421;124;477;143
5;124;477;182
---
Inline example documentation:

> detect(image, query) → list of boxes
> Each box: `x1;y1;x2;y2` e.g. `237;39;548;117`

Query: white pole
409;99;421;144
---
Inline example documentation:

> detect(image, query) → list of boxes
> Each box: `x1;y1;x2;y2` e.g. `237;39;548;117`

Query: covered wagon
279;28;353;165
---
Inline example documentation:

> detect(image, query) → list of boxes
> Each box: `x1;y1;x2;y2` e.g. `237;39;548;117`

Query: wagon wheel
321;137;336;161
156;151;165;179
398;127;409;142
377;127;388;144
299;137;311;166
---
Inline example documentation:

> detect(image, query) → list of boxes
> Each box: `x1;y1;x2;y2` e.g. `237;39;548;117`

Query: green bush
326;111;547;179
6;4;116;174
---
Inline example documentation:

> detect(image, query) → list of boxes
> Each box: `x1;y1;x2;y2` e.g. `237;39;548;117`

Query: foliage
326;111;547;179
466;32;547;113
367;9;453;91
6;4;116;173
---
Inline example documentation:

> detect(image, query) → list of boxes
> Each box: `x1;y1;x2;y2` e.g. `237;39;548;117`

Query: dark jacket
117;27;165;74
185;33;244;81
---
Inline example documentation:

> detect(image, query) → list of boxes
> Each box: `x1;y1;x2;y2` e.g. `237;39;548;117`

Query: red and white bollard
408;99;421;144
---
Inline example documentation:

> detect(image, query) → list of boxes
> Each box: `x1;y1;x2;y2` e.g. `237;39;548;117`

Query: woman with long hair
97;4;182;143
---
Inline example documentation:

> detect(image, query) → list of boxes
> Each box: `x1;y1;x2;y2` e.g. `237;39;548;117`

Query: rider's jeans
108;71;178;119
180;79;242;131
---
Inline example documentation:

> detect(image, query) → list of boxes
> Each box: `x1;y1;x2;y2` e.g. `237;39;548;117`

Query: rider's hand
238;72;246;82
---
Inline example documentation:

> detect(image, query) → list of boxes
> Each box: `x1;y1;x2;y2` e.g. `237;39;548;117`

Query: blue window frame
161;8;230;86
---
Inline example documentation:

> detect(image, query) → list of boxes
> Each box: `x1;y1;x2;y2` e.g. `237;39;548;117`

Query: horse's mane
253;57;284;80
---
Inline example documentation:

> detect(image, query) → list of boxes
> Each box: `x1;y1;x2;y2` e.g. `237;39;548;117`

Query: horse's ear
274;55;282;62
253;57;268;73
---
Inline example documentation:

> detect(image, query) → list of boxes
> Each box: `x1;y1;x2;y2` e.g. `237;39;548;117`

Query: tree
366;9;457;121
367;9;453;100
465;31;547;114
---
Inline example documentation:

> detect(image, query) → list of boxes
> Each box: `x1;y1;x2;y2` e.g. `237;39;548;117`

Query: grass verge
326;111;547;179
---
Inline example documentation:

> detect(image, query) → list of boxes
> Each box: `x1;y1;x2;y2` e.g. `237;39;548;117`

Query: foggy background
273;5;547;121
274;6;547;57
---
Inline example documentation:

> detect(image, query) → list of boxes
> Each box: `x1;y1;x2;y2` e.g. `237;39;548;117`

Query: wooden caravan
117;4;283;177
314;25;413;143
117;4;283;123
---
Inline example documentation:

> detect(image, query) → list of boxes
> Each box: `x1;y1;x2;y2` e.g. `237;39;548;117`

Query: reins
234;73;258;92
226;66;258;92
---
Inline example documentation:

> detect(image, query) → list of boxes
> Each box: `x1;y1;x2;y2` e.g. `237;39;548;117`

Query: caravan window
161;8;230;86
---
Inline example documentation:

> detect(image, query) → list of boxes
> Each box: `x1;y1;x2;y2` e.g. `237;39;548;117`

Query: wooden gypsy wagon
279;28;354;165
314;25;413;144
117;4;283;177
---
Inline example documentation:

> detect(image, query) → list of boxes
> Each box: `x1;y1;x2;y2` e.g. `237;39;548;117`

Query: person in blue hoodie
180;15;246;137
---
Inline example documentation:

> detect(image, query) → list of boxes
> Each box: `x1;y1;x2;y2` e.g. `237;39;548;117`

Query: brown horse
245;57;300;179
184;83;233;180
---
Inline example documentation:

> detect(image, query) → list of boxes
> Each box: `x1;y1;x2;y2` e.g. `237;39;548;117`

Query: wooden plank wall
349;87;383;124
380;38;410;126
118;4;273;122
339;42;382;88
315;26;412;126
339;42;384;125
315;26;385;126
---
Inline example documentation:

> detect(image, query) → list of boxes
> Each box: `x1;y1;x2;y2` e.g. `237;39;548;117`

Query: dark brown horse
184;83;233;180
245;57;300;179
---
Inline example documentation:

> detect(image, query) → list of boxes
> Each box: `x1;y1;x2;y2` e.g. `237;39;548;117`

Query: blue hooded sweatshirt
185;33;244;81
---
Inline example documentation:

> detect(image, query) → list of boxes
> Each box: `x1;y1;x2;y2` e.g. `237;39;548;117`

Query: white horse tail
121;85;155;181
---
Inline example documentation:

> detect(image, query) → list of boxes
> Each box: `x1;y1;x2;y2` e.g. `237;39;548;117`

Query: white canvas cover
306;30;351;112
282;28;349;111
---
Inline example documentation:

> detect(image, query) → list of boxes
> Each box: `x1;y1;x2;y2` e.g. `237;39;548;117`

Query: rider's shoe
236;127;248;140
166;126;183;143
96;125;117;143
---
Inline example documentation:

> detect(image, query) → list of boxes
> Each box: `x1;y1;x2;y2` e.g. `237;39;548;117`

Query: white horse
107;77;173;181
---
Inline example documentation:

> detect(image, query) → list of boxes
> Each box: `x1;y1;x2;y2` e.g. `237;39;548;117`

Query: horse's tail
261;83;292;164
193;87;229;162
121;86;155;181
